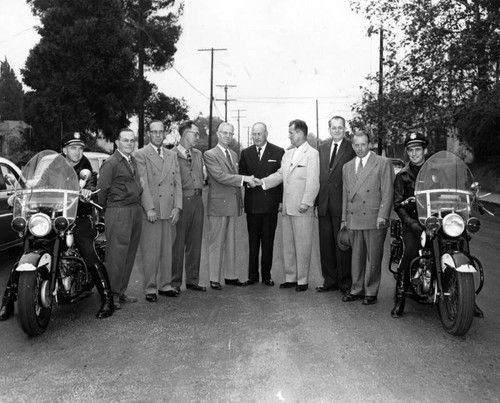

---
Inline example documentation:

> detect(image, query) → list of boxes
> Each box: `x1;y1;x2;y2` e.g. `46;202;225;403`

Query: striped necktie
186;149;192;164
225;149;235;172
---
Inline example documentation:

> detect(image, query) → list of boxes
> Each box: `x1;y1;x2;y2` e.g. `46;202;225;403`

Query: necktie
225;149;236;172
157;147;162;158
356;158;363;180
329;143;338;168
127;157;135;175
257;147;262;160
186;149;192;164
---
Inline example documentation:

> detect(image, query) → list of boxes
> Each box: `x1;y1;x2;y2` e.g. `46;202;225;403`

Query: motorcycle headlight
442;213;465;237
53;216;69;232
425;216;441;231
29;213;52;237
466;217;480;233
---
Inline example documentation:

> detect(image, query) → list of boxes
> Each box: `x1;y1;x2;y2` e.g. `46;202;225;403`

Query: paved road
0;212;499;402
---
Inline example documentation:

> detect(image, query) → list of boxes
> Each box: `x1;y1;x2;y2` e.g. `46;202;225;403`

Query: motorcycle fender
441;252;476;273
16;252;52;272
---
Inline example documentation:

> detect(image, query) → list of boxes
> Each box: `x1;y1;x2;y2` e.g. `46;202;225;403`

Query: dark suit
97;150;143;297
342;152;394;297
317;139;355;291
239;142;284;282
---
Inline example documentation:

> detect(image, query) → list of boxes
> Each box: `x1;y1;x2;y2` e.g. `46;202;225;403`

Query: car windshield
12;150;79;221
414;151;475;224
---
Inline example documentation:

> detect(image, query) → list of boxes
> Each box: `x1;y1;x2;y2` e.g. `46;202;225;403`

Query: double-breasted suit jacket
317;139;355;291
342;151;394;297
97;150;143;297
203;145;246;283
239;142;285;282
135;144;182;295
263;142;320;286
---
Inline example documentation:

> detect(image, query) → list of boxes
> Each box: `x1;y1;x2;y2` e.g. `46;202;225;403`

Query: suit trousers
349;228;388;297
246;213;278;282
207;215;238;283
105;206;142;296
171;195;204;287
282;214;314;285
140;216;176;294
318;212;352;291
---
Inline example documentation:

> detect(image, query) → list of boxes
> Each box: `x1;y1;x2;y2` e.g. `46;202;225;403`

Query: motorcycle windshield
415;151;475;224
13;150;79;221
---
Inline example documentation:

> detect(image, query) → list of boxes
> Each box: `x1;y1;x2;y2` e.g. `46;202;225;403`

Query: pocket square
297;164;306;168
268;159;277;162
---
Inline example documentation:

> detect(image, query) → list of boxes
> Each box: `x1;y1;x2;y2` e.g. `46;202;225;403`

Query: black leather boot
0;285;15;321
391;270;406;318
91;263;114;319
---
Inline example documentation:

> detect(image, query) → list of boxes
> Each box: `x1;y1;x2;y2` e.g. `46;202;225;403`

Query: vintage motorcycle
8;150;104;336
388;150;492;336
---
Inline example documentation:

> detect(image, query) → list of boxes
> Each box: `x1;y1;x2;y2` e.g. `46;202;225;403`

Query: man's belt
183;188;202;197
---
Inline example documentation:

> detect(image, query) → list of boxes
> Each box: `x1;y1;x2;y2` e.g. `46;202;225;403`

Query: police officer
391;133;484;318
0;132;114;320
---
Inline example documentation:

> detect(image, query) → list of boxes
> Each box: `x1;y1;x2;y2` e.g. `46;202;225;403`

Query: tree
22;0;137;151
123;0;183;147
350;0;500;158
0;58;24;121
144;86;189;131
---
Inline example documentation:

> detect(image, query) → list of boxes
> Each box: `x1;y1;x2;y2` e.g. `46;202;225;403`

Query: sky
0;0;378;149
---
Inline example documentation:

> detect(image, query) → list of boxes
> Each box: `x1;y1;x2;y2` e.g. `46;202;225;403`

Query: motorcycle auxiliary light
425;216;441;231
53;216;69;232
11;216;27;233
442;213;465;237
466;217;481;233
29;213;52;237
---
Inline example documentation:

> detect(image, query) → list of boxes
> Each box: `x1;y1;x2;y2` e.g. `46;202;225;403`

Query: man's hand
147;208;157;223
244;175;256;187
80;188;92;202
298;203;309;214
170;207;181;226
376;217;387;229
252;178;263;187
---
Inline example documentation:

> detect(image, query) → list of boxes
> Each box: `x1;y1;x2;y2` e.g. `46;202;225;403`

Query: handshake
244;175;263;188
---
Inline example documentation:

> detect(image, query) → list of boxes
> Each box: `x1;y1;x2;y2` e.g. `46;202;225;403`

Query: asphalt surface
0;212;499;402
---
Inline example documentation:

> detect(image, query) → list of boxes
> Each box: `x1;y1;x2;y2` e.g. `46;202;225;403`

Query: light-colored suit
135;144;182;294
342;151;394;297
263;142;320;285
203;145;244;283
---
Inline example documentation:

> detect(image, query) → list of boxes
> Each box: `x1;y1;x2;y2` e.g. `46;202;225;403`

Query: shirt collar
118;149;131;161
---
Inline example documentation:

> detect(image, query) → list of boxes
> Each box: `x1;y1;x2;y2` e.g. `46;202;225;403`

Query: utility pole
232;109;246;158
198;48;227;150
216;84;236;121
377;27;384;156
138;0;145;148
316;99;319;145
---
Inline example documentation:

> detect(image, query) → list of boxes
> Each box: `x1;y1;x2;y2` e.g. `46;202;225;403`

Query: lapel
351;152;378;197
289;143;309;173
260;145;271;162
146;144;164;172
216;146;236;173
321;140;331;173
117;150;135;177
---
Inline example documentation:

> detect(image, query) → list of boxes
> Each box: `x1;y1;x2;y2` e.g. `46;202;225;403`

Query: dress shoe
159;289;179;298
279;282;297;289
186;284;207;291
225;278;247;286
263;279;274;286
113;300;121;310
119;294;138;303
210;281;222;290
342;293;362;302
295;284;308;292
316;285;340;292
362;296;378;305
145;293;158;302
245;280;257;285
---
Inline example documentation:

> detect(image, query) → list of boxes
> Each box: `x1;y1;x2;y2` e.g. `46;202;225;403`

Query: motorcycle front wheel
17;268;52;336
438;270;475;336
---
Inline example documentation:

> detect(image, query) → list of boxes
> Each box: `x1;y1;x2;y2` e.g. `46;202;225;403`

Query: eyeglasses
219;131;234;136
120;138;136;144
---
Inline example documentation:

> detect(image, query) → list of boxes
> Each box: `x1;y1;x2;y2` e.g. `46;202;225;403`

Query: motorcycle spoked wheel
17;267;52;336
438;269;475;336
